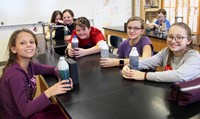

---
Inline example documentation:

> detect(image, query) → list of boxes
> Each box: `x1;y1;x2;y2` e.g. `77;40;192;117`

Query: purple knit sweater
0;61;58;119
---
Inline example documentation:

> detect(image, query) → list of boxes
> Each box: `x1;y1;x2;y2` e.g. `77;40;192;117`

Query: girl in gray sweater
122;22;200;82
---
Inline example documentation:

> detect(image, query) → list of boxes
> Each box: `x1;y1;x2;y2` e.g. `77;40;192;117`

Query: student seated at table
146;8;170;31
122;22;200;82
100;16;153;67
0;29;73;119
45;10;62;40
53;9;76;56
54;9;75;41
66;17;105;58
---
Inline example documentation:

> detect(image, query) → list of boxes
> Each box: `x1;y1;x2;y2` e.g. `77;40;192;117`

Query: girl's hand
122;65;145;80
57;20;64;24
129;70;146;81
100;58;118;67
121;65;132;79
64;35;71;42
45;78;73;98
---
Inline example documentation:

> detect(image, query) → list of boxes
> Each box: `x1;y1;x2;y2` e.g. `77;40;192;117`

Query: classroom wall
0;24;44;63
0;0;132;62
0;0;97;25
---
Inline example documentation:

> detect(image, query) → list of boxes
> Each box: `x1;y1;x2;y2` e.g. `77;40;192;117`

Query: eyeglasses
167;36;188;43
127;26;141;31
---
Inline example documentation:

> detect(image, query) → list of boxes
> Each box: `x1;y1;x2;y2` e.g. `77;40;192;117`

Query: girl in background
55;9;75;41
45;10;62;39
100;16;153;67
0;29;73;119
62;9;75;41
122;22;200;82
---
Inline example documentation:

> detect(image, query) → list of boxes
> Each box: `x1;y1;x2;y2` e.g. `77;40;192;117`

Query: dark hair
1;29;38;77
50;10;62;23
63;9;74;17
157;8;167;16
167;22;193;66
75;17;90;28
126;16;145;29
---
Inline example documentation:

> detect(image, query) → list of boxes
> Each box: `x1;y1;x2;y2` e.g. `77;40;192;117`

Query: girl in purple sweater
100;16;153;67
0;29;73;119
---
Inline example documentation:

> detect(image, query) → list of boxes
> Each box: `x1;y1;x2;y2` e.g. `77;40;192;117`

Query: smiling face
11;32;36;60
63;11;74;25
127;21;144;40
167;25;191;56
75;25;91;39
55;14;62;24
157;12;166;23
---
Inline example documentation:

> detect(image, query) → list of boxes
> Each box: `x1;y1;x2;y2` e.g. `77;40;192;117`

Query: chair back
110;36;122;48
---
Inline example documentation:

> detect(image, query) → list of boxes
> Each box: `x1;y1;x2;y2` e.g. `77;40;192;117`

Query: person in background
54;9;75;56
100;16;153;67
147;8;170;31
45;10;62;39
62;9;76;41
0;29;73;119
122;22;200;82
55;9;75;41
66;17;105;58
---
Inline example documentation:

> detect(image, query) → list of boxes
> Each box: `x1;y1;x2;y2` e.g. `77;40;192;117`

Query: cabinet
133;0;161;23
162;0;200;34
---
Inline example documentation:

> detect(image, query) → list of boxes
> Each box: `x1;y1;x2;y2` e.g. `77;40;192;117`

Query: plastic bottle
64;26;69;37
99;41;109;58
129;47;139;69
145;20;151;33
72;35;79;48
57;56;70;86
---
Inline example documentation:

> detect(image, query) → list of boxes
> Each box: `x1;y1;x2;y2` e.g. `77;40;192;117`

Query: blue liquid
58;70;71;87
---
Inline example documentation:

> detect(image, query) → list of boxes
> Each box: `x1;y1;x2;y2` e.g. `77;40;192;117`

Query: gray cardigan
139;47;200;82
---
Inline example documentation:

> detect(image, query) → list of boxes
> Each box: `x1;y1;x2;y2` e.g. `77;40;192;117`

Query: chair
109;35;122;53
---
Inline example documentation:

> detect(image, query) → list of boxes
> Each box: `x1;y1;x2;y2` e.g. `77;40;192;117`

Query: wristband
144;72;148;80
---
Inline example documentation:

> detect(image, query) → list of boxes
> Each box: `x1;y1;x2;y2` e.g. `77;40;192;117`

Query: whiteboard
0;0;98;25
94;0;132;28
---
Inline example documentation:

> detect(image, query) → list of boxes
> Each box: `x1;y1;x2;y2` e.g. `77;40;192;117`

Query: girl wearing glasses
100;16;153;67
147;8;170;31
122;22;200;82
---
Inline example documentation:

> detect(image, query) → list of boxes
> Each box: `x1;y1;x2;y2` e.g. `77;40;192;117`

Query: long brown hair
167;22;193;66
1;29;38;77
50;10;62;23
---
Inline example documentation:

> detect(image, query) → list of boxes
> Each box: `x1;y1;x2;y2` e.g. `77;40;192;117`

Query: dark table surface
36;53;200;119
